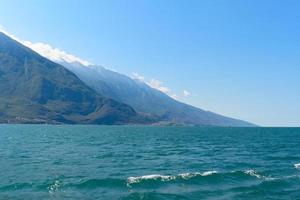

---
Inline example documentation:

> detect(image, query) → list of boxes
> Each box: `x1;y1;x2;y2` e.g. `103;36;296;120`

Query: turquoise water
0;125;299;200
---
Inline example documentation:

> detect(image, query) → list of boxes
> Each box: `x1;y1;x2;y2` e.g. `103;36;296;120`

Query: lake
0;125;299;199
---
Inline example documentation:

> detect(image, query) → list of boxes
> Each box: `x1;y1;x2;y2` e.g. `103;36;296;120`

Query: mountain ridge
59;61;255;127
0;32;151;124
0;31;255;126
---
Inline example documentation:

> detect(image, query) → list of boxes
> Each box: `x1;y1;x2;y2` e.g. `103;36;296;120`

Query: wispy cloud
23;41;91;66
170;94;178;100
132;72;181;100
132;72;145;81
183;90;191;97
0;27;91;66
0;27;191;101
133;73;193;101
148;79;171;93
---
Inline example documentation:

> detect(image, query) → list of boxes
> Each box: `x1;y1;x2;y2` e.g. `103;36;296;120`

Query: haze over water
0;125;299;199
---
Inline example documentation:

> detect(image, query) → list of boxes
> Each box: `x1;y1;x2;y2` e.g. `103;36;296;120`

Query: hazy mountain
60;61;255;126
0;32;149;124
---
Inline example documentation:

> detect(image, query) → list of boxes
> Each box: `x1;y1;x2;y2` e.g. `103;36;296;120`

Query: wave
126;170;275;185
4;169;295;193
48;180;61;194
127;171;217;184
295;163;300;169
244;169;275;180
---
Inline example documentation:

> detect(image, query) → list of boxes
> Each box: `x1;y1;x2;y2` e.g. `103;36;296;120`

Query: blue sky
0;0;299;126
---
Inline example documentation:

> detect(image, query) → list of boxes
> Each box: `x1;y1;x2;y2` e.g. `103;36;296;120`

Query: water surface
0;125;299;199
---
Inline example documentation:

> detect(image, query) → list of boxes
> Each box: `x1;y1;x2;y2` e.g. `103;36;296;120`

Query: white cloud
145;78;192;100
132;72;145;81
0;28;91;66
24;41;91;66
147;79;171;93
183;90;191;97
132;72;183;100
0;27;188;101
170;94;179;100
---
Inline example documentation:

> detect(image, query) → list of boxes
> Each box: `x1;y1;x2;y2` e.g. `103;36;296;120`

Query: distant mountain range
60;61;254;126
0;32;254;126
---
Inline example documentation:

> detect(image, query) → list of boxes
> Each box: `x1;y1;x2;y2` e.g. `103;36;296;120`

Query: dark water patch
0;182;33;191
121;192;190;200
70;178;126;189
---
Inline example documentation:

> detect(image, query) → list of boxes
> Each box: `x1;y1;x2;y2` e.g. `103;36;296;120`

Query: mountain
59;61;255;126
0;32;149;124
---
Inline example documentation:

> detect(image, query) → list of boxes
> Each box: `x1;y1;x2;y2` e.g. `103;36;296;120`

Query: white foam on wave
48;180;61;194
244;170;263;179
127;171;218;184
127;174;175;184
244;170;275;181
294;163;300;169
202;171;218;176
177;171;217;179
